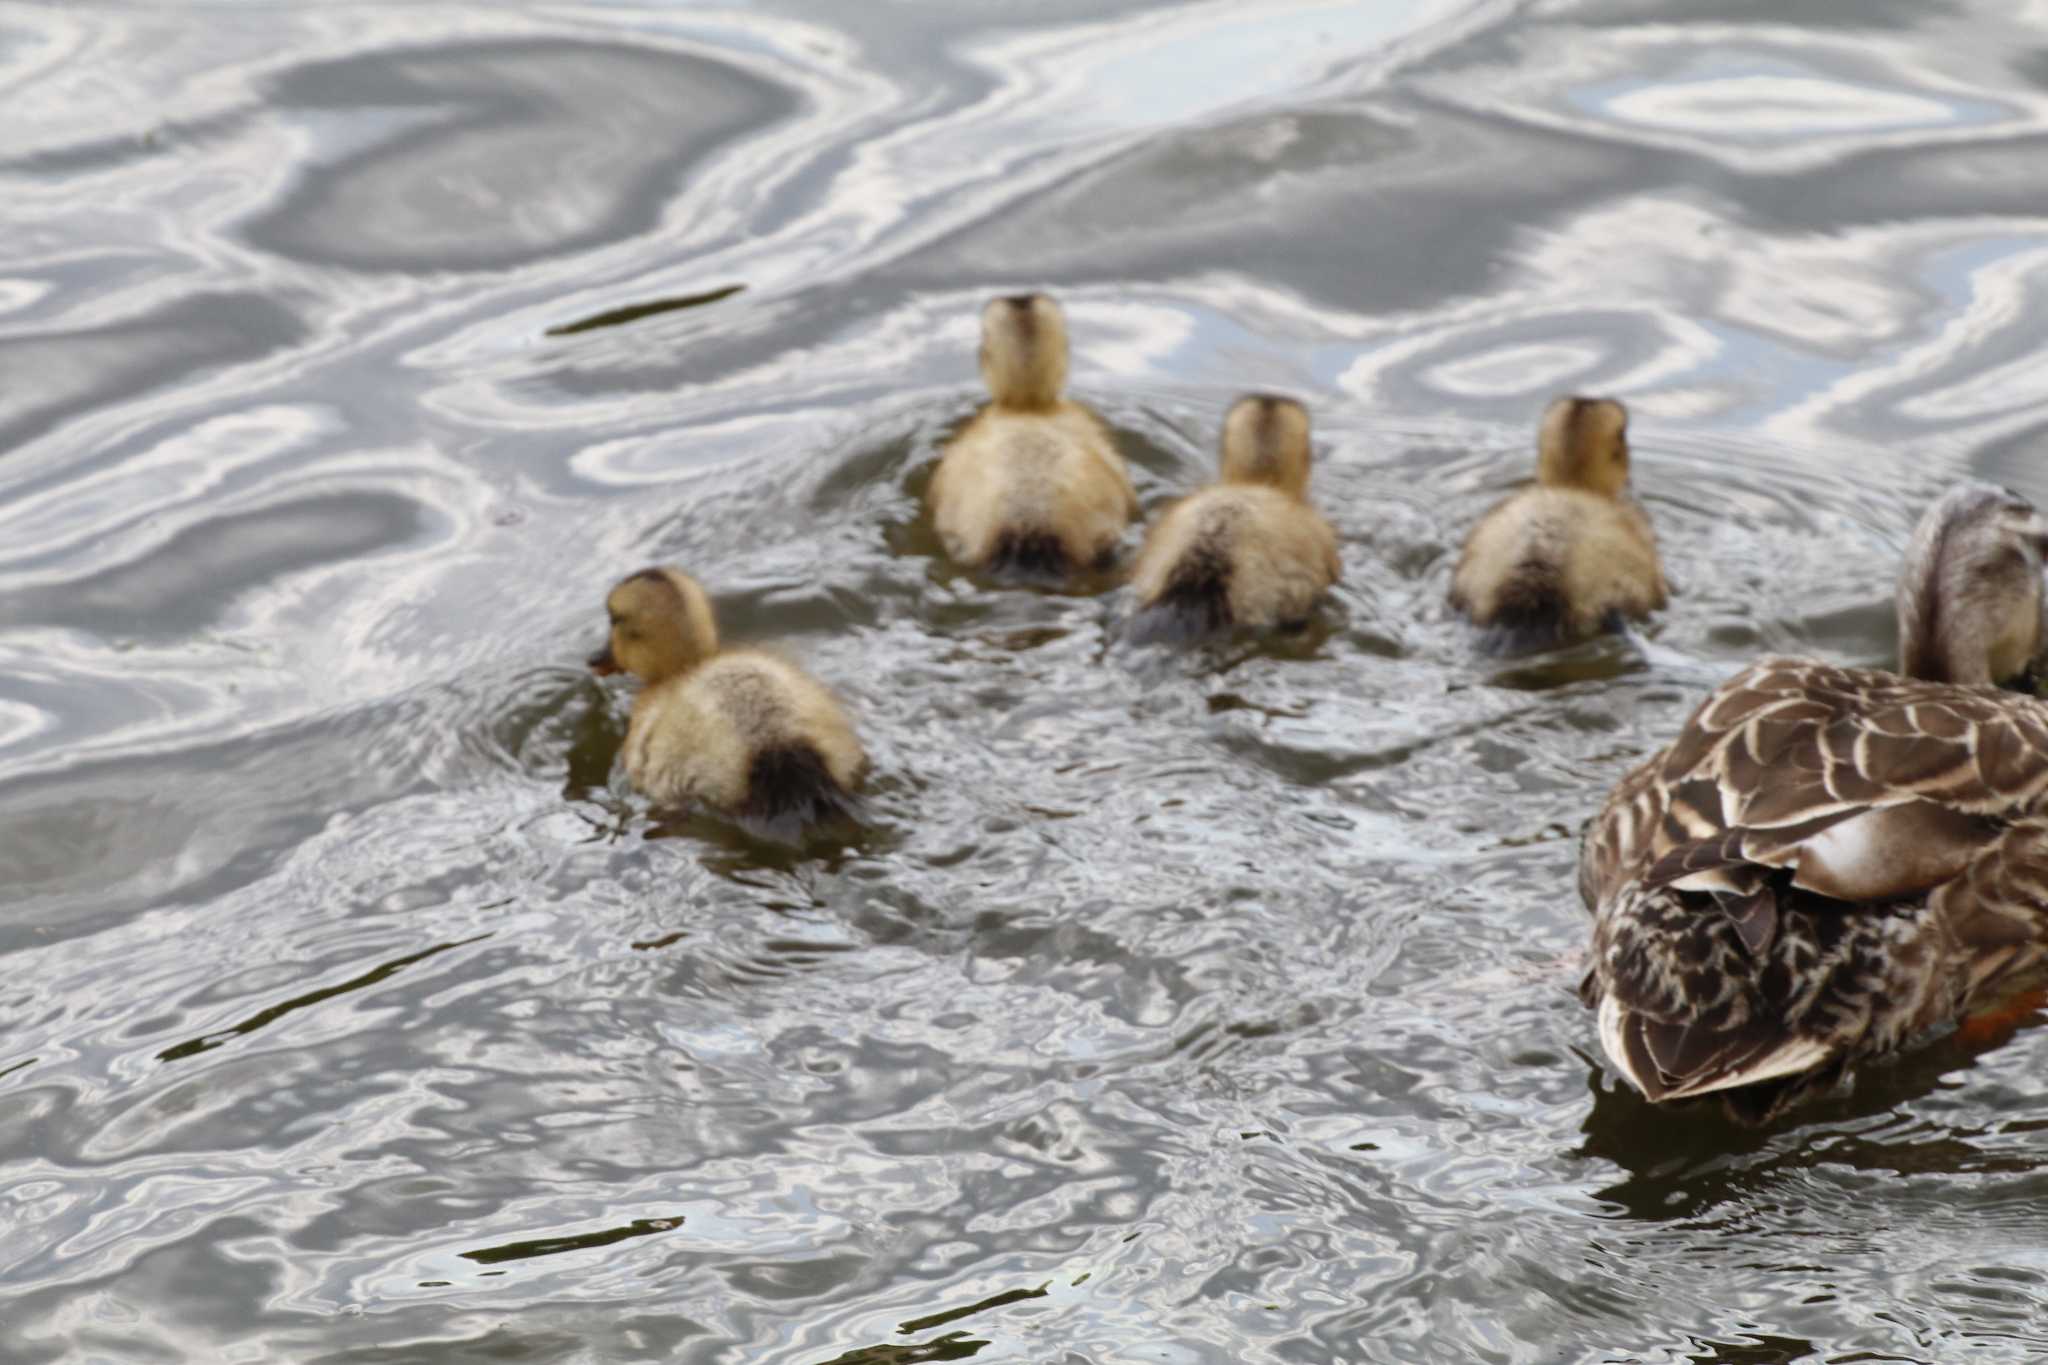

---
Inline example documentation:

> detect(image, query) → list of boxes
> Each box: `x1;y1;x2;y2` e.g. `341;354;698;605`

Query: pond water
6;1;2048;1361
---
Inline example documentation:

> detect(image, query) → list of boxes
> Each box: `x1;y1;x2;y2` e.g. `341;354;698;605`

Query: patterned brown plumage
1578;483;2048;1121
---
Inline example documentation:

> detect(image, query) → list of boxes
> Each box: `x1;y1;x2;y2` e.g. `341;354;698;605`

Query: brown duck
1579;482;2048;1121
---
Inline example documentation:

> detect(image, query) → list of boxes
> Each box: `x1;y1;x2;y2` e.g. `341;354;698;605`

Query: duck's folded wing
1586;659;2048;907
1681;659;2048;814
1597;814;2048;1108
1586;659;2048;1108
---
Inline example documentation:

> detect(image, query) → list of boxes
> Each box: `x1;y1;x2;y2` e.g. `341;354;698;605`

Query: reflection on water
6;0;2048;1360
244;41;803;271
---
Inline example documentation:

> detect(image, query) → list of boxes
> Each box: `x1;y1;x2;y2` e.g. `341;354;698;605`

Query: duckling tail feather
741;744;855;835
986;529;1071;580
1127;547;1232;646
1473;566;1571;655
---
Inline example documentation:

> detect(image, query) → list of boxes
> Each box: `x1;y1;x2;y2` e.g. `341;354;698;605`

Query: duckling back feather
987;527;1080;579
928;293;1135;579
742;744;859;836
1451;486;1663;652
1465;557;1574;656
1126;530;1234;645
931;406;1134;578
623;650;866;832
1129;485;1338;643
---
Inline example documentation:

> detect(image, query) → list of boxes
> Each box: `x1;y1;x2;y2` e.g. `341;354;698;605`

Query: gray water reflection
245;41;802;271
7;0;2048;1361
0;293;306;453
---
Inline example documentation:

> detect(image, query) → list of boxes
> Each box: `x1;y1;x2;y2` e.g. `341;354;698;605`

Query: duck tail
740;744;856;838
1472;565;1572;655
1127;545;1233;646
1590;876;1851;1124
986;528;1071;580
1596;991;1839;1122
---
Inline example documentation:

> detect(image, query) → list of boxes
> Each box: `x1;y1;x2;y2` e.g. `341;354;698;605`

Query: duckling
1448;396;1667;652
586;567;867;836
926;293;1137;578
1126;394;1340;643
1578;482;2048;1123
1896;481;2048;685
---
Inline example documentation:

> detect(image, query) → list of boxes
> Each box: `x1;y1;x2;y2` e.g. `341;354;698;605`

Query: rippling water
8;1;2048;1361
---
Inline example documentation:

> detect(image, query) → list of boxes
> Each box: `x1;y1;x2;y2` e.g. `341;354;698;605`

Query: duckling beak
586;642;619;677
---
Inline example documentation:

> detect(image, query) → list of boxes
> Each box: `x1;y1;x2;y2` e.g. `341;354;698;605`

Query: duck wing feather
1580;657;2048;1114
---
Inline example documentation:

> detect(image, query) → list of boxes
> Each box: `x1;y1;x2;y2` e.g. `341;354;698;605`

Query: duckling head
1218;394;1313;498
587;566;720;684
979;293;1069;410
1535;396;1630;499
1896;482;2048;686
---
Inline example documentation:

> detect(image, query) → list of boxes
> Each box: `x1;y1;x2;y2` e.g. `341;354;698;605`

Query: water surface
6;1;2048;1361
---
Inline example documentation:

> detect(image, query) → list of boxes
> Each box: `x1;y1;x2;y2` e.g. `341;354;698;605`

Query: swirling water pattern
6;1;2048;1360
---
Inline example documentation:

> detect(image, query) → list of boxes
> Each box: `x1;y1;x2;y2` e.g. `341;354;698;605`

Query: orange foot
1957;986;2048;1047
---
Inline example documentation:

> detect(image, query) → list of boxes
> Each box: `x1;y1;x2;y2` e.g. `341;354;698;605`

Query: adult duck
1578;482;2048;1121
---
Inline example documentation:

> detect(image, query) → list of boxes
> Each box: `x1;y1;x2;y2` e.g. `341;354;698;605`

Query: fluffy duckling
1896;482;2048;685
1126;394;1340;643
1578;482;2048;1123
587;567;867;835
1448;396;1666;652
926;293;1137;578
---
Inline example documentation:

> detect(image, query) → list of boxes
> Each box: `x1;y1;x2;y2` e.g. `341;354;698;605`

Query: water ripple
9;1;2048;1362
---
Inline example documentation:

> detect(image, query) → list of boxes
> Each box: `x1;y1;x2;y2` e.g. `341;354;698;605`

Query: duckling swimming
587;567;867;836
1126;394;1340;644
926;293;1137;579
1578;483;2048;1122
1448;396;1666;653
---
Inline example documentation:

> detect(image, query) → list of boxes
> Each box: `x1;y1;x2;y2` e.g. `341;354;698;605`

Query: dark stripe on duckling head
1246;393;1278;434
1561;396;1592;445
1247;399;1281;481
1222;394;1311;493
1539;395;1627;495
618;565;689;607
1001;294;1040;341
